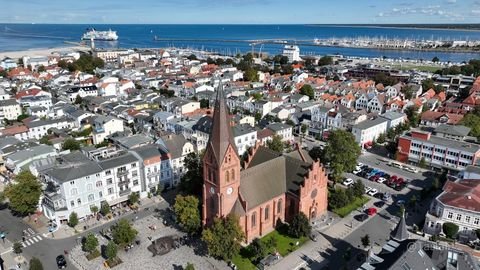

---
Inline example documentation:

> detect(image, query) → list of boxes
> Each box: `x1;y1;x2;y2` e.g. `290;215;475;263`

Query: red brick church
202;82;329;242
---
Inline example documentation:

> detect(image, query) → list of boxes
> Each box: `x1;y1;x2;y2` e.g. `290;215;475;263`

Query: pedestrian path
21;235;43;248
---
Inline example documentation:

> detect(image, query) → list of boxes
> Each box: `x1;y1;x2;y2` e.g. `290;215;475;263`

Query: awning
107;196;129;206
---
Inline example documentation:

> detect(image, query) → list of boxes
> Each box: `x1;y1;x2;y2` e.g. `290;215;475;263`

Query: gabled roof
391;212;408;242
438;180;480;212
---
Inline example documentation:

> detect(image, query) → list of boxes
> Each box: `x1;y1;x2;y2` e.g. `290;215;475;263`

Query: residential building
434;124;471;141
92;116;124;144
266;123;293;142
233;124;257;156
0;99;21;121
157;133;195;188
282;45;301;62
25;118;74;140
352;117;389;147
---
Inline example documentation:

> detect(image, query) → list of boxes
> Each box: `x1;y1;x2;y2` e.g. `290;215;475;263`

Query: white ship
81;28;118;41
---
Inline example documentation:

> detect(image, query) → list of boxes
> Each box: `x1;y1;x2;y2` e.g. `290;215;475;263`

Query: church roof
391;212;409;242
206;80;236;163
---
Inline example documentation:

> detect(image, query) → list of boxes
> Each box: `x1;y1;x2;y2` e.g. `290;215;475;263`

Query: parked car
56;255;67;269
353;168;362;174
374;201;385;208
369;175;379;182
343;178;354;186
366;207;377;216
377;177;387;183
382;193;391;201
367;188;378;196
355;214;369;222
364;186;372;194
403;166;418;173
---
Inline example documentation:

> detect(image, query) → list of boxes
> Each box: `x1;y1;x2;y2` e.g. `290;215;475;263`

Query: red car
366;207;377;216
369;175;379;182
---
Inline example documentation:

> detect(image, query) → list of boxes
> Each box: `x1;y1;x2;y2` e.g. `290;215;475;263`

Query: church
202;82;329;243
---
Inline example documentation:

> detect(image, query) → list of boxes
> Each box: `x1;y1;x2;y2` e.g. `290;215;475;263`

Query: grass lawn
333;196;370;218
391;64;441;73
231;225;308;270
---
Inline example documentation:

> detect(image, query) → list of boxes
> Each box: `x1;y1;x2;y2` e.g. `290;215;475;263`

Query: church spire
207;79;236;163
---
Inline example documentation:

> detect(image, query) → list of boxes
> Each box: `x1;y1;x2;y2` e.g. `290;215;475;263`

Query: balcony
117;170;128;176
119;188;131;196
147;171;160;177
118;179;131;186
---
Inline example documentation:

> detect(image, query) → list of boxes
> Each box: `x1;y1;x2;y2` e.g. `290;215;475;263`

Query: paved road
1;200;169;270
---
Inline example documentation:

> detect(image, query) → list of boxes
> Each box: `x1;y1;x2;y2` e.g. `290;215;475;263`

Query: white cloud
446;0;456;3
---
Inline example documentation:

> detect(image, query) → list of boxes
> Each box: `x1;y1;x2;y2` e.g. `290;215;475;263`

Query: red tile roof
439;180;480;212
420;111;464;125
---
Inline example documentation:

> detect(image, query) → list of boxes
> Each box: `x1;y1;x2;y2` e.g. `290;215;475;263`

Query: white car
357;163;364;167
343;178;354;186
377;177;387;183
367;188;378;196
353;168;362;174
403;166;418;173
364;186;372;194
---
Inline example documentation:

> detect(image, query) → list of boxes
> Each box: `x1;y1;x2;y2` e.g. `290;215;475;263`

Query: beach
0;45;89;60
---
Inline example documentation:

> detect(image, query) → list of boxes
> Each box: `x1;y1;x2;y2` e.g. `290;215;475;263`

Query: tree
460;113;480;139
301;124;308;135
127;192;139;205
68;212;79;228
376;133;386;144
199;99;209;108
244;67;259;82
418;157;427;169
299;84;315;100
402;85;415;100
105;241;118;262
74;95;83;105
83;233;99;254
37;65;46;73
5;170;42;216
361;234;370;248
422;78;435;93
90;205;99;215
322;130;361;182
351;180;365;198
17;114;29;122
173;195;201;234
434;84;445;94
100;201;111;216
13;241;22;254
458;87;472;100
249;238;268;263
29;257;44;270
178;152;203;196
442;222;459;239
62;138;81;151
266;135;284;153
288;212;311;238
432;56;440;63
39;135;52;145
0;191;5;203
112;219;138;247
374;73;398;86
57;60;67;69
187;54;197;61
328;188;349;209
202;214;245;261
185;263;195;270
404;106;420;127
308;147;323;161
318;56;333;66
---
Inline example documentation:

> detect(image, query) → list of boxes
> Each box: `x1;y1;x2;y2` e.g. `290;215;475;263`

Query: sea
1;24;480;62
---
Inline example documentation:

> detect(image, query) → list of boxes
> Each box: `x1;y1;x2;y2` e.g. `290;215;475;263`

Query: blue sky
2;0;480;24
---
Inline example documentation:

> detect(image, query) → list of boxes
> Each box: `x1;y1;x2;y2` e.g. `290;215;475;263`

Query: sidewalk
273;198;384;270
38;196;165;239
0;238;28;270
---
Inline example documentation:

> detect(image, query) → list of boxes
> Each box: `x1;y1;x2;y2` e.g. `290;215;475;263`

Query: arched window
251;212;256;228
210;198;215;211
265;206;270;220
231;169;235;181
225;170;230;183
277;199;283;214
70;188;78;196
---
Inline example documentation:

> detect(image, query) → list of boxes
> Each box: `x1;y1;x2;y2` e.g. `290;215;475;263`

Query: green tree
0;191;5;203
178;152;203;196
202;214;245;261
421;78;435;92
322;130;361;182
374;73;398;86
418;157;427;169
90;205;99;215
105;241;118;262
434;84;444;94
318;56;333;66
127;192;139;205
29;257;44;270
112;219;138;247
458;87;472;100
328;188;349;209
308;147;323;161
288;212;311;238
82;233;99;254
361;234;370;248
244;67;259;82
39;135;52;145
13;241;22;254
199;99;209;108
460;113;480;139
266;135;284;153
249;238;268;263
299;84;315;100
37;65;46;73
351;180;365;198
251;92;262;101
57;60;67;69
68;211;79;228
74;95;83;105
432;56;440;63
17;114;29;122
62;138;81;151
100;201;111;216
5;170;42;216
376;133;386;144
442;222;459;239
187;54;197;61
173;195;201;234
404;106;420;127
301;124;308;135
402;85;415;100
409;195;418;208
185;263;195;270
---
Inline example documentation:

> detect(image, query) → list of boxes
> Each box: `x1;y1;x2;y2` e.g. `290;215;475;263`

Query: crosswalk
22;235;43;248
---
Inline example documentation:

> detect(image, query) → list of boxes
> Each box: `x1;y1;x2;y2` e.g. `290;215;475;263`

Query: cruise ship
81;28;118;41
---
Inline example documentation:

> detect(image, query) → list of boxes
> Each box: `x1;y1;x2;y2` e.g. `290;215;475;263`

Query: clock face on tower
227;187;233;195
210;187;215;194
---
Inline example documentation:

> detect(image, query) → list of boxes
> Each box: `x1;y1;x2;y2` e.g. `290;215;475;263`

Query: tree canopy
202;214;245;261
5;170;42;216
179;152;203;196
62;138;81;151
442;222;459;239
82;233;99;254
173;195;201;234
67;53;105;74
318;56;333;66
29;257;44;270
127;192;139;205
322;130;361;181
288;212;311;238
404;106;421;127
299;84;315;100
460;113;480;139
68;211;79;228
112;219;138;247
244;68;259;82
105;241;118;262
266;135;284;153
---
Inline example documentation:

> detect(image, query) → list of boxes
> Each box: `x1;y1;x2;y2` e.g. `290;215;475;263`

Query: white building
233;124;257;156
352;117;389;147
282;45;301;62
92;116;124;144
157;133;195;188
267;123;293;143
25;118;74;140
0;99;22;121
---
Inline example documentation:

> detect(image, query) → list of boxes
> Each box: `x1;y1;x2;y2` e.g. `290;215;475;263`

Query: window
456;214;462;221
466;216;471;223
86;183;93;191
447;212;453;219
210;198;215;211
225;170;230;183
133;180;139;186
96;173;100;177
131;163;137;168
77;198;82;205
265;206;270;220
99;191;103;198
277;199;282;214
108;188;113;195
231;169;235;181
88;194;94;202
70;188;78;196
105;170;111;176
475;218;480;225
70;200;75;207
107;178;113;185
70;181;75;185
251;212;256;228
96;181;103;187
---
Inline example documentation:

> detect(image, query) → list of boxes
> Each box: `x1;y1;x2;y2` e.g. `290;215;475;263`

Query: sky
1;0;480;24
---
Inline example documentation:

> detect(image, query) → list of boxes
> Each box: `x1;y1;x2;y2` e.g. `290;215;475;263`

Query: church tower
202;80;241;226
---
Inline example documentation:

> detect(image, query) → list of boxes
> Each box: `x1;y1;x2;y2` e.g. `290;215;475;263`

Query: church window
251;212;256;227
231;169;235;181
225;170;230;182
277;199;282;214
265;206;270;220
210;198;215;211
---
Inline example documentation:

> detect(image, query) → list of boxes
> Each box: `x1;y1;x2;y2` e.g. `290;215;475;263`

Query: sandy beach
0;46;90;60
